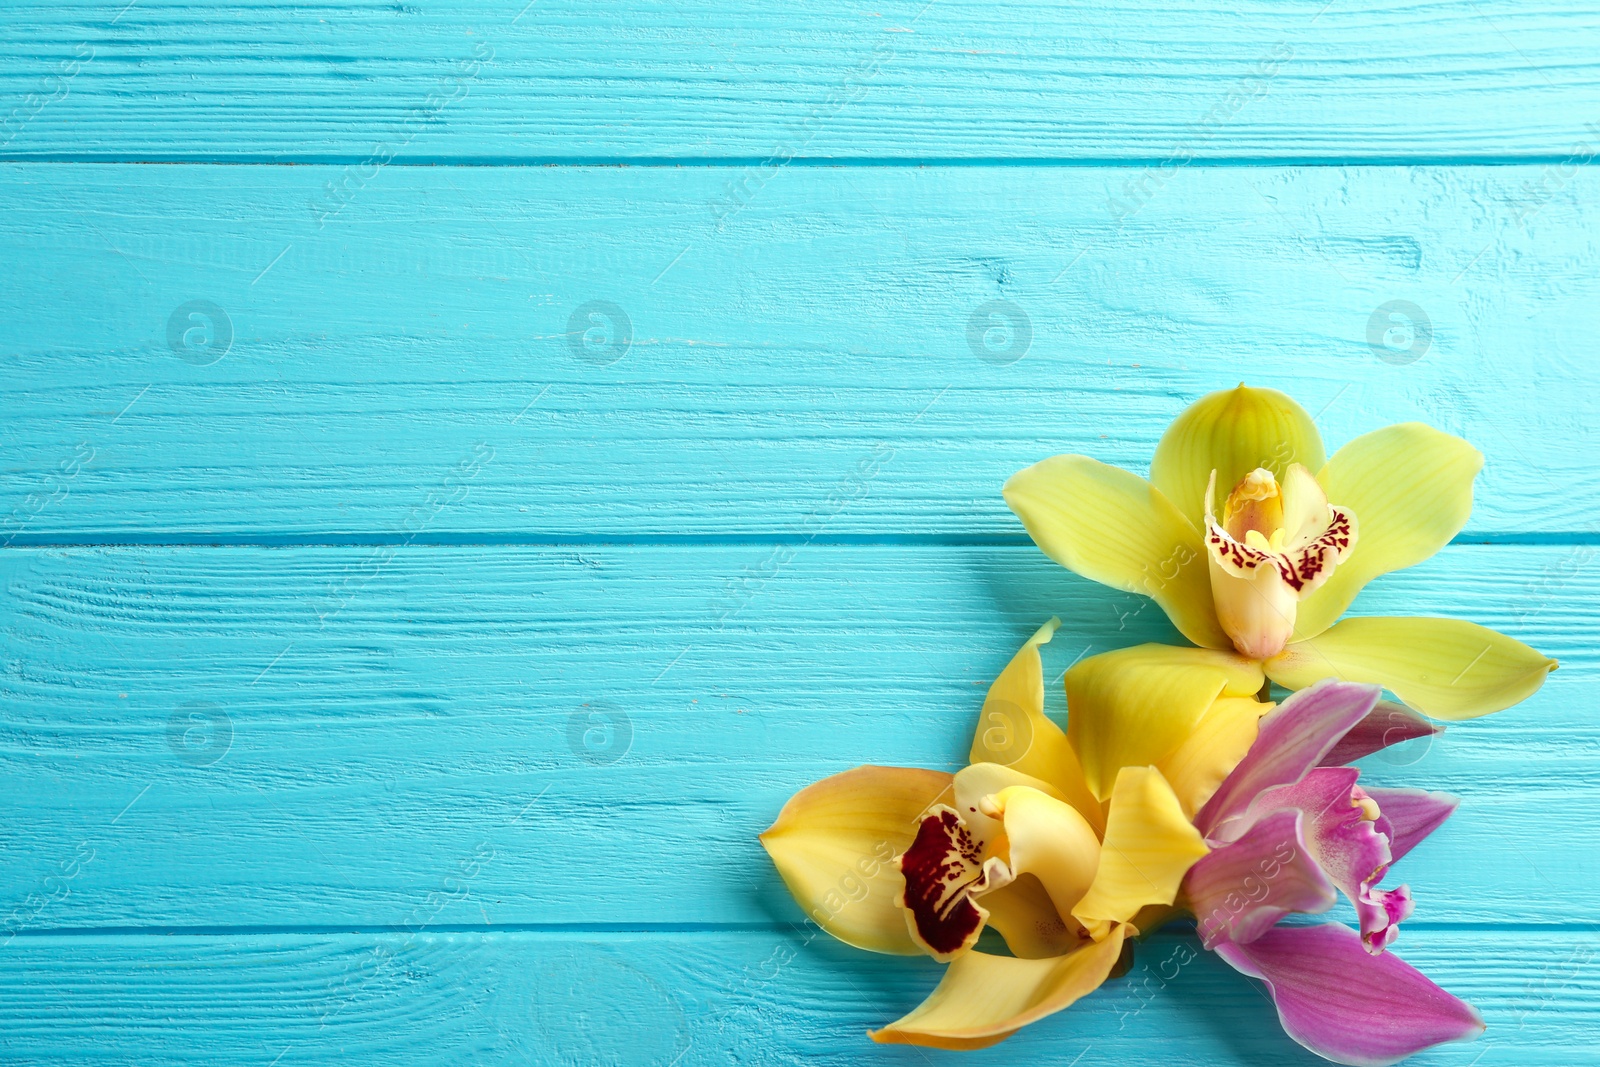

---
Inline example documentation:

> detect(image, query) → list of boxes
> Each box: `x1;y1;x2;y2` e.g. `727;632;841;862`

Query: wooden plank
4;2;1600;161
1;927;1595;1065
2;163;1595;539
2;543;1593;930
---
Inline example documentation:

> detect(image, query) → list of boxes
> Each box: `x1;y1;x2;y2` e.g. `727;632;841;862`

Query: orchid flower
761;620;1213;1049
1004;384;1556;720
1183;676;1482;1066
761;624;1487;1062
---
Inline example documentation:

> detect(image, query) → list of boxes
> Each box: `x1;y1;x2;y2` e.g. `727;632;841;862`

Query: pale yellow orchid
760;621;1227;1049
1003;384;1556;720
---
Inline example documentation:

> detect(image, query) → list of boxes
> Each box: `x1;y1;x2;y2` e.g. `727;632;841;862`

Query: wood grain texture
2;928;1596;1066
4;1;1600;161
2;543;1591;930
5;1;1599;1060
2;163;1595;539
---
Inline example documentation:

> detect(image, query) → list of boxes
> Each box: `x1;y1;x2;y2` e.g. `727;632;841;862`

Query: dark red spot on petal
899;809;987;957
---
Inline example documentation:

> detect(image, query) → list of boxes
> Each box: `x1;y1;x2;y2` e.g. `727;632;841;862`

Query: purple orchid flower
1181;679;1482;1066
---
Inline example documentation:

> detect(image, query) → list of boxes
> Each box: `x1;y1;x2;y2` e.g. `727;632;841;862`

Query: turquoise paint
1;164;1595;539
1;3;1597;1064
5;1;1600;160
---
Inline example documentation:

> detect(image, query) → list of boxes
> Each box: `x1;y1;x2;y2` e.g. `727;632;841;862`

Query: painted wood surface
2;164;1596;539
4;1;1600;161
3;0;1598;1064
3;929;1598;1066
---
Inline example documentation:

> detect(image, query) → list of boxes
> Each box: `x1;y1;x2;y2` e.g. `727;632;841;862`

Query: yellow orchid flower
1003;384;1556;720
760;621;1211;1049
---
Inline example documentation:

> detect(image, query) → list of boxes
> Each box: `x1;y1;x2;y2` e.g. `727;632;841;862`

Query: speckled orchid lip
896;805;1013;962
1202;463;1358;659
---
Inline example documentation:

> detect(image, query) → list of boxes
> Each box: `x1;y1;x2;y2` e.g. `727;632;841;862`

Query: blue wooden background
3;2;1599;1064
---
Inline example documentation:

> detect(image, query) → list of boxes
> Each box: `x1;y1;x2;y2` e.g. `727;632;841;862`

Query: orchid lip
897;805;1012;961
1203;466;1358;660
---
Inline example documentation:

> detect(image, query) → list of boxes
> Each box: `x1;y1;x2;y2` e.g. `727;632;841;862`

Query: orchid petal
1157;695;1271;818
987;785;1102;928
760;765;952;955
1214;923;1484;1066
952;762;1070;843
978;874;1083;959
969;619;1102;829
1197;680;1380;841
1003;455;1229;649
870;926;1128;1049
1267;616;1558;719
1320;700;1441;767
1294;424;1483;641
1361;787;1458;864
1066;644;1264;801
1185;809;1337;948
1071;766;1209;940
1149;384;1326;532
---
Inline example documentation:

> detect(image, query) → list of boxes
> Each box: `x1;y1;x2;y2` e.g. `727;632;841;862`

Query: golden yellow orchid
761;620;1227;1049
761;625;1488;1063
1003;384;1556;720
